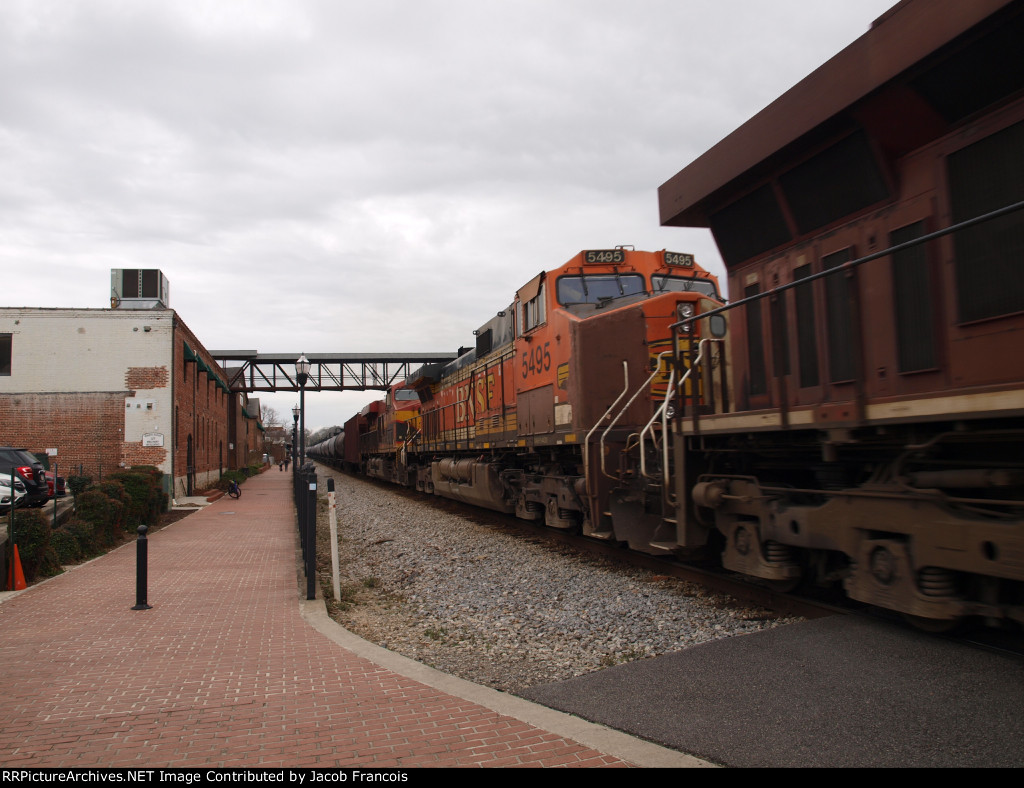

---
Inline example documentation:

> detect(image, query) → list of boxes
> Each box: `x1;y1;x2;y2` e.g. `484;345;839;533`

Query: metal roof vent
111;269;170;309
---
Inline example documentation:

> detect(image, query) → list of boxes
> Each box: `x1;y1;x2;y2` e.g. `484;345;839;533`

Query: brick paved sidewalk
0;470;706;768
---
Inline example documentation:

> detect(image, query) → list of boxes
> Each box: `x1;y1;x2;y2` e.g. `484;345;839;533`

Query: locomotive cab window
519;282;546;333
556;274;645;305
516;273;546;335
651;275;721;300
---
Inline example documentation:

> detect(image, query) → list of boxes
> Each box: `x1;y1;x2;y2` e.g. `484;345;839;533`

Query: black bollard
132;525;152;610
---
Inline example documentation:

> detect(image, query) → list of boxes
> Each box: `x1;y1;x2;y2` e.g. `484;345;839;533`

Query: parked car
0;448;49;508
44;470;66;498
0;472;27;511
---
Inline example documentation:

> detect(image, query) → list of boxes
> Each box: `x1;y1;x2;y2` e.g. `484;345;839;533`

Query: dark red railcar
659;0;1024;627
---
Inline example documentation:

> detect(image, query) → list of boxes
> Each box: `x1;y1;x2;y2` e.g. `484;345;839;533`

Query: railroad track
319;465;1024;658
317;464;843;624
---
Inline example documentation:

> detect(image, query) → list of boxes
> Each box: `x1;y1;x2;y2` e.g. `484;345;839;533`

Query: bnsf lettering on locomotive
521;342;552;379
455;383;472;423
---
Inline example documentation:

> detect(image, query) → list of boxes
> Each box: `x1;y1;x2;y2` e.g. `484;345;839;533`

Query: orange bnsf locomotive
314;247;724;553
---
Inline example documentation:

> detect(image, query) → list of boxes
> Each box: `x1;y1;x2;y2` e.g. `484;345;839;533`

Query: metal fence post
327;477;340;602
305;473;317;600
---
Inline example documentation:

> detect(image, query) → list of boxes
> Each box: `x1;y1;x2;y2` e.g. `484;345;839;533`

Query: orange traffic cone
7;544;26;591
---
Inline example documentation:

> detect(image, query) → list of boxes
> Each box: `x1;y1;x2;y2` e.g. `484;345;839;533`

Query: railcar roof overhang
658;0;1023;241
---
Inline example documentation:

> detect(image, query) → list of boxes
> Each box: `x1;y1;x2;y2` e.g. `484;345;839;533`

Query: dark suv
0;448;49;508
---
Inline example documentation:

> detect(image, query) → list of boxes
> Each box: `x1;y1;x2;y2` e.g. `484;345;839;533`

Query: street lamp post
291;405;299;473
296;354;310;467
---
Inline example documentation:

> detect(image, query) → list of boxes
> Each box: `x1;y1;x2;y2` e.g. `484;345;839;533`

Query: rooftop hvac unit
111;269;170;309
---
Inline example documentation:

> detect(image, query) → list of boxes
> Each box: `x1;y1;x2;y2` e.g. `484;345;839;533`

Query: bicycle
227;480;241;499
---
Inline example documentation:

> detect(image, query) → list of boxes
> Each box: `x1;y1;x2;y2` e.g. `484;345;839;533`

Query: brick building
0;270;264;503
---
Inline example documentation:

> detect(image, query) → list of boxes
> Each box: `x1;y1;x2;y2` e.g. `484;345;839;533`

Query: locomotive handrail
637;340;717;500
599;352;672;480
400;427;421;467
582;361;629;498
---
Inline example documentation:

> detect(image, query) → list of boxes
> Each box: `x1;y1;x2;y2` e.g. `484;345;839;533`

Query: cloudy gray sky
1;0;895;431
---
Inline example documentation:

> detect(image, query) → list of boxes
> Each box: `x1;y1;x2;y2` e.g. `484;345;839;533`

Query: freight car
657;0;1024;629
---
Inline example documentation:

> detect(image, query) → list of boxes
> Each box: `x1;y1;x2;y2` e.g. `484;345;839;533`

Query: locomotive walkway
0;470;704;769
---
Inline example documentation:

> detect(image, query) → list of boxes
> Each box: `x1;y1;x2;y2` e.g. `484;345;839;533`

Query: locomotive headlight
677;303;695;320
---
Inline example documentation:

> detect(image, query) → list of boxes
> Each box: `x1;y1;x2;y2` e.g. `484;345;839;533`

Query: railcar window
0;334;10;376
709;184;791;267
793;265;820;388
651;275;720;300
556;274;645;305
822;248;856;383
779;131;890;235
948;119;1024;323
890;222;937;372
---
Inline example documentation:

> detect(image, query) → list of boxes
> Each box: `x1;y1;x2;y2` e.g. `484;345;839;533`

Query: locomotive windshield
557;274;646;306
651;274;721;300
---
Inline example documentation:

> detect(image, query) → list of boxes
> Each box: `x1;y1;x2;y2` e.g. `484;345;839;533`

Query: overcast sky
1;0;896;432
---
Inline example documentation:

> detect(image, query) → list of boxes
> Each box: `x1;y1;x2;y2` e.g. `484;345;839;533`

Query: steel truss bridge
209;351;457;393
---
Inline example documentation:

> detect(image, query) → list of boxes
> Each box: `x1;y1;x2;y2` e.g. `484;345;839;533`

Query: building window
0;334;11;376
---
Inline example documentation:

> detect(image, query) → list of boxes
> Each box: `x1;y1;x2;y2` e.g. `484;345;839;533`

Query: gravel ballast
315;466;800;695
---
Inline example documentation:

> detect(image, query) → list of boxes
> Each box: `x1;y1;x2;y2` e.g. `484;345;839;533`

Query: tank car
658;0;1024;628
308;431;344;463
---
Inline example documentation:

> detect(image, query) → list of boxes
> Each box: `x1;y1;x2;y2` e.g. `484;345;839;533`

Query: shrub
107;469;165;527
11;508;51;582
67;475;92;498
76;486;127;547
65;517;99;555
217;470;247;491
50;528;83;565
